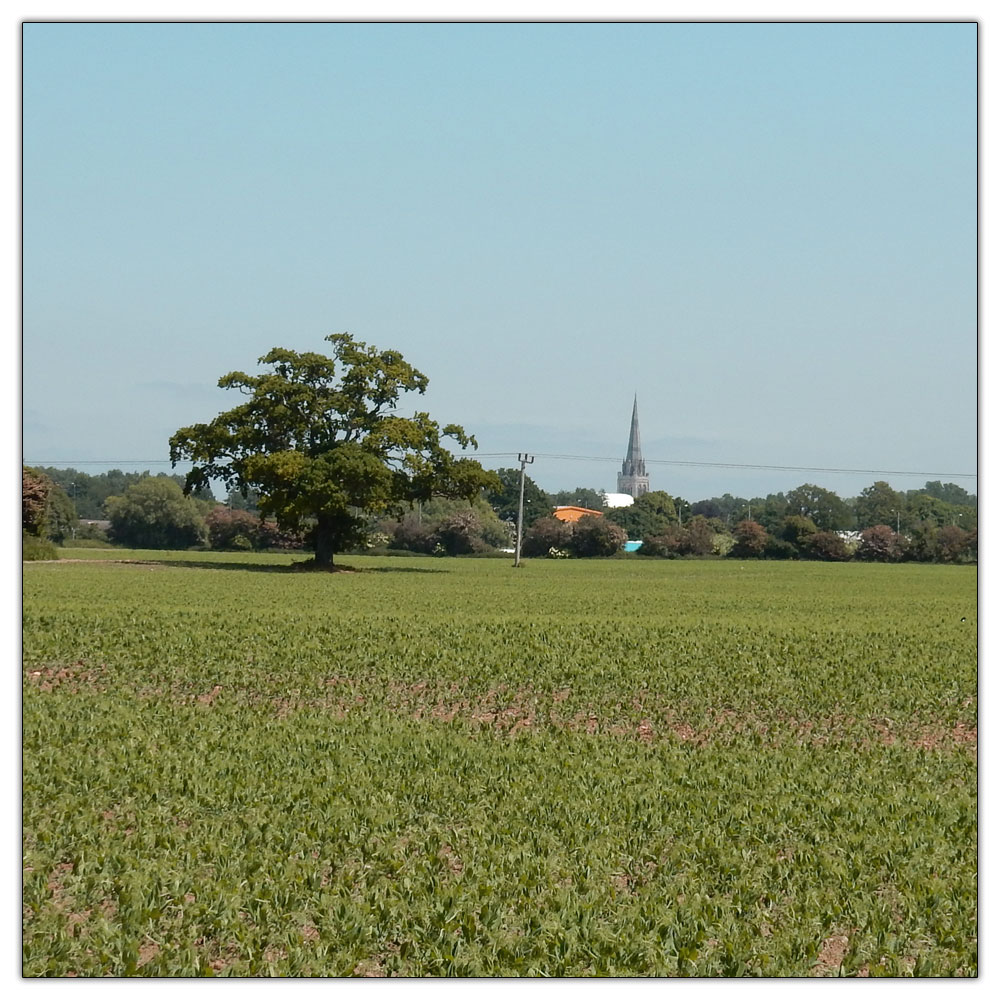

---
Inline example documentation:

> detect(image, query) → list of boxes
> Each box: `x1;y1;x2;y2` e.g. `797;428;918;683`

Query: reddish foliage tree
731;519;768;558
964;528;978;563
435;509;487;555
206;507;258;549
802;530;851;561
856;525;906;562
681;515;716;556
22;467;50;536
936;525;971;564
205;506;291;551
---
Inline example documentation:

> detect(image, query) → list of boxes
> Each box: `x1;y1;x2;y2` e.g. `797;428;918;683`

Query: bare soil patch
25;661;106;693
352;942;400;977
137;940;160;968
811;932;850;976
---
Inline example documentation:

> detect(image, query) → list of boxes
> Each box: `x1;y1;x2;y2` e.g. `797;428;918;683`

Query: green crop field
23;551;977;977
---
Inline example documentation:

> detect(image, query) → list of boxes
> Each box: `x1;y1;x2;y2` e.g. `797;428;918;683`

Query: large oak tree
170;333;499;566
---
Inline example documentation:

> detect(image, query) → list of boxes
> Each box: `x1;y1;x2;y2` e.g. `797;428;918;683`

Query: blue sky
22;21;977;501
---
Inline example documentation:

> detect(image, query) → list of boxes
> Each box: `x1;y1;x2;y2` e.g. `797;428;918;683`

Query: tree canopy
567;515;626;557
384;496;511;555
169;334;499;565
853;481;905;530
915;481;976;507
784;483;852;532
23;466;77;543
484;468;552;528
105;478;210;549
35;467;214;519
550;487;607;511
731;519;768;557
606;490;677;539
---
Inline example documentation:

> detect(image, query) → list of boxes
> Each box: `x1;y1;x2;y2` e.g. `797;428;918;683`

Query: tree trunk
314;516;336;567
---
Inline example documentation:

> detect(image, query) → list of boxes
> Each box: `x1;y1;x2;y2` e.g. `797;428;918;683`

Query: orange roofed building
552;505;604;524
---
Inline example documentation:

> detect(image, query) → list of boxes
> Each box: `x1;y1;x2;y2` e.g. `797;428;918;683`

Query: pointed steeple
625;395;643;472
617;395;650;498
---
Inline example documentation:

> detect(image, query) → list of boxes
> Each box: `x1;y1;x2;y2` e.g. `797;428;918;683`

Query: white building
602;492;635;509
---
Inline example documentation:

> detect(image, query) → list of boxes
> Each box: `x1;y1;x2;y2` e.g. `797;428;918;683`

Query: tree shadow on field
363;565;448;574
146;559;291;574
148;559;447;575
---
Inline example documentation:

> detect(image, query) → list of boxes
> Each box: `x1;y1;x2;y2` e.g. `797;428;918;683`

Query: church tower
617;395;650;498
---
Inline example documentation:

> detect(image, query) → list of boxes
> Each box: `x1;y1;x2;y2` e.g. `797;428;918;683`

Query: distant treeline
483;471;977;565
32;467;215;520
485;469;976;536
24;465;976;564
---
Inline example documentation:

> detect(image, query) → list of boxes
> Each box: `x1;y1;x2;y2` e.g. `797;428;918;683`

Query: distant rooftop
552;505;604;523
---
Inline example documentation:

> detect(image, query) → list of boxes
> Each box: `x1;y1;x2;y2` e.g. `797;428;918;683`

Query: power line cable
472;453;977;480
24;460;178;466
25;455;977;480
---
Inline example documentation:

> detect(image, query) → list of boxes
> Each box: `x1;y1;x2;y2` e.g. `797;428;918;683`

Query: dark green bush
74;521;110;542
65;538;114;549
567;516;627;558
778;514;818;549
391;516;437;554
522;516;573;558
106;479;208;549
763;536;799;560
638;534;680;558
22;533;58;561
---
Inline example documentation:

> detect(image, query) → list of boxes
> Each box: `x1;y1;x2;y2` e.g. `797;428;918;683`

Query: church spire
617;395;650;498
625;394;643;469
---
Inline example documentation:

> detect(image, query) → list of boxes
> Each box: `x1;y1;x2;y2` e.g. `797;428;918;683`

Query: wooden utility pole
514;453;534;568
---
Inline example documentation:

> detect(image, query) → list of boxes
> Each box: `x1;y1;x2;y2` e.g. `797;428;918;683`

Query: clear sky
22;21;977;501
